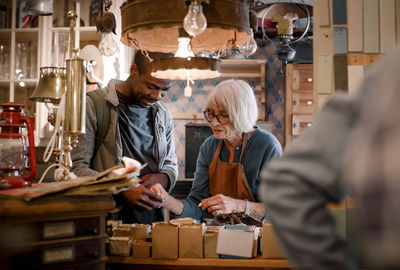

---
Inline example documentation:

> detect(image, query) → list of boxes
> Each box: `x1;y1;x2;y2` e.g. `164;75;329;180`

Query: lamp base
1;175;30;189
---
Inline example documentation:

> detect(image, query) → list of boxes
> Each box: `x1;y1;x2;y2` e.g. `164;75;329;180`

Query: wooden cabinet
0;195;114;270
285;64;314;146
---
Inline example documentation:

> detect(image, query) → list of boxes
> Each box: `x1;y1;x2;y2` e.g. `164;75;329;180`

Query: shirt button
236;146;240;150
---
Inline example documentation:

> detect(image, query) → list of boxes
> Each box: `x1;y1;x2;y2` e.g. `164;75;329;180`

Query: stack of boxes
108;219;285;259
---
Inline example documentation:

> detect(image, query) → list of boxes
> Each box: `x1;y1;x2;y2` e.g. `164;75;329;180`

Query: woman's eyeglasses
203;110;230;124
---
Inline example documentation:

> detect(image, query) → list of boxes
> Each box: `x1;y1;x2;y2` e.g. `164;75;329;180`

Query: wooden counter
107;256;291;270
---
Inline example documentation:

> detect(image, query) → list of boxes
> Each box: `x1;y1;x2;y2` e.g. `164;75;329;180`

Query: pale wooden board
379;0;397;53
347;0;364;52
317;55;333;94
363;0;380;53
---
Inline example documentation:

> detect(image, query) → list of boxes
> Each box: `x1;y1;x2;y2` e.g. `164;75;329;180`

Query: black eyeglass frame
203;109;230;124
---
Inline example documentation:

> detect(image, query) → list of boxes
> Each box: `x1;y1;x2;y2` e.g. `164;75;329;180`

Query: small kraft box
152;223;179;258
132;240;151;258
179;223;205;258
261;221;285;259
204;225;219;258
109;237;132;256
112;224;132;237
132;224;151;240
216;225;255;258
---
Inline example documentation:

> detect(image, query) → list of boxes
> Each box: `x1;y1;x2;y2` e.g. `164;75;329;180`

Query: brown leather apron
209;133;255;202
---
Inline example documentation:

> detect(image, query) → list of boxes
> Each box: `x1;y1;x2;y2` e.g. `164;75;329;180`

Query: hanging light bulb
238;29;257;57
96;1;118;57
175;37;195;58
99;32;117;56
183;0;207;37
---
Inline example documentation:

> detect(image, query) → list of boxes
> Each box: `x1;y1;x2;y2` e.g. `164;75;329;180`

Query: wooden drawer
4;238;104;269
292;69;313;91
292;115;314;136
0;217;101;245
292;91;313;114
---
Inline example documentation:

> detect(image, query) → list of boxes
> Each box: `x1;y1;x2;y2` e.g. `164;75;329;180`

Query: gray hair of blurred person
207;79;258;135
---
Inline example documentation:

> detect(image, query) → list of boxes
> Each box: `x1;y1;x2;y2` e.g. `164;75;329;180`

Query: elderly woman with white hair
151;79;282;224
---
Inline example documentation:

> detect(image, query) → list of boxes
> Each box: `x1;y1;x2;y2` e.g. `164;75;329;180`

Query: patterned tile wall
164;39;284;179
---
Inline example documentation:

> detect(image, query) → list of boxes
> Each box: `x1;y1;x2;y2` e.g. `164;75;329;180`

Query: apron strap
209;140;224;177
239;132;250;163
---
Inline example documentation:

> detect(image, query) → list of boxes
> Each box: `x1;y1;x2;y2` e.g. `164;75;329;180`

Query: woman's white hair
207;79;258;134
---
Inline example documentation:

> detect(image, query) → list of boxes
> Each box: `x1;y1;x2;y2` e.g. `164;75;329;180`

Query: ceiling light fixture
97;0;118;56
120;0;252;53
258;0;313;63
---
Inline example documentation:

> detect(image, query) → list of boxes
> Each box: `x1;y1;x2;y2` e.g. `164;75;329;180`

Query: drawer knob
90;228;99;235
307;100;313;105
88;251;99;259
307;78;313;82
293;123;297;128
293;100;297;105
307;123;312;128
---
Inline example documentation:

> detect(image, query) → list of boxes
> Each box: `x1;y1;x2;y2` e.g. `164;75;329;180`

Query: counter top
107;256;291;269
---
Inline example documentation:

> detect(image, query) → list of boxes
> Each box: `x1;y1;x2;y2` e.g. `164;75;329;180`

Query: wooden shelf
107;256;290;269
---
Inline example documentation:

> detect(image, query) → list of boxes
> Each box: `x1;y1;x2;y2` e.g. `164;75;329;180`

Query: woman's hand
199;194;245;216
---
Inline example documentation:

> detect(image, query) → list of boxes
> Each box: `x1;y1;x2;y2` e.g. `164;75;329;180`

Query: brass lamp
30;11;86;181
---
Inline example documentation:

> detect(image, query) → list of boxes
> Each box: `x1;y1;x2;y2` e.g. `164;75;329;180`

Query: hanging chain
128;37;154;62
216;38;236;59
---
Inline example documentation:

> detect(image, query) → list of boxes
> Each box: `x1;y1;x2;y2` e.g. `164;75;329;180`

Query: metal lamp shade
150;57;221;80
30;67;66;104
121;0;252;53
25;0;53;16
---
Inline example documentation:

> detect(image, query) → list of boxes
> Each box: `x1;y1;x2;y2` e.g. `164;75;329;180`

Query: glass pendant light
238;29;257;57
183;0;207;37
99;32;117;56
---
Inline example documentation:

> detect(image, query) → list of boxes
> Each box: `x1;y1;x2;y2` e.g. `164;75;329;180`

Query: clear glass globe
99;32;117;56
183;3;207;37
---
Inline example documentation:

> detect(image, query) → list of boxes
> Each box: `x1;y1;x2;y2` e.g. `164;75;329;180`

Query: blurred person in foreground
259;45;400;269
71;51;178;224
151;79;282;225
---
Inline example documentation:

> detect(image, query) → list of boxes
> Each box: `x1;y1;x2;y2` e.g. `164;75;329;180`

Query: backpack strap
87;89;111;164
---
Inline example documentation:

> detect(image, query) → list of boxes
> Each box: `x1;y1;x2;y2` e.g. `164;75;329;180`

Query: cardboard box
109;237;132;256
112;225;132;238
216;225;254;258
152;223;179;258
261;222;285;259
170;217;197;225
132;240;151;258
252;227;261;258
204;226;219;258
132;224;151;240
179;223;205;258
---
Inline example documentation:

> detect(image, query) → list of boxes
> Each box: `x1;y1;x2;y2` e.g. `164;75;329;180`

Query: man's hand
149;183;168;202
140;173;169;189
123;184;163;211
199;194;245;216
